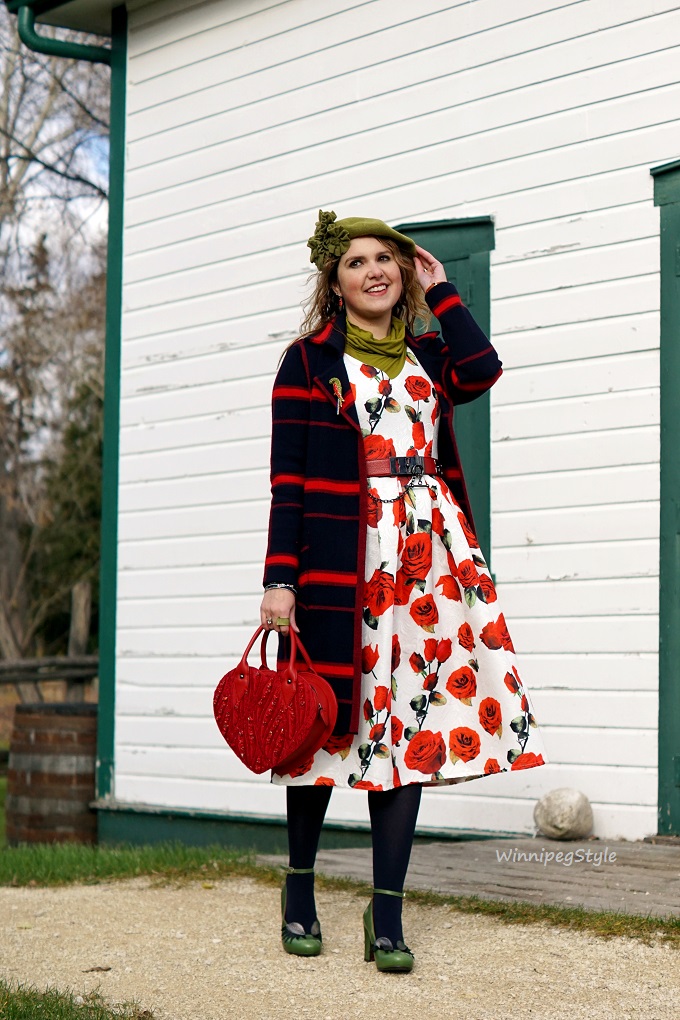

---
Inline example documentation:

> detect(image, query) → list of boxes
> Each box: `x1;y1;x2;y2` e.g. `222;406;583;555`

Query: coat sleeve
425;281;502;405
262;341;311;589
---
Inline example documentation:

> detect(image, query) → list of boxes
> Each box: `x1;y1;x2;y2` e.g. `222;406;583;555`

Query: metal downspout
17;4;111;64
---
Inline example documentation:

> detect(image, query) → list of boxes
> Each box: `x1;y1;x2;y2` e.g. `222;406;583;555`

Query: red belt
366;455;442;478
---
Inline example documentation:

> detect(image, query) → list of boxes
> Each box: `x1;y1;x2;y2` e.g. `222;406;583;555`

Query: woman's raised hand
260;587;298;637
414;244;447;293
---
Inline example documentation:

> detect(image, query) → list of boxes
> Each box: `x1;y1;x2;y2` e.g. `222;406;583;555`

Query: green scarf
344;316;406;380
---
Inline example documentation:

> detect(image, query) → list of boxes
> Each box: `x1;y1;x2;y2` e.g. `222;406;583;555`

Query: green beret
307;209;416;270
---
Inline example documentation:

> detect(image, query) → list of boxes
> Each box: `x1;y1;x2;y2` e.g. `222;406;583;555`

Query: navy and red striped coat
263;281;502;735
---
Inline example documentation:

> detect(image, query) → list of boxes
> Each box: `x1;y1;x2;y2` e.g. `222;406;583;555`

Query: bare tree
0;7;109;277
0;9;109;675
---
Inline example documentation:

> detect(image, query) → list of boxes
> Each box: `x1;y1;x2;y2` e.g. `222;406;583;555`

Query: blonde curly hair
298;236;430;338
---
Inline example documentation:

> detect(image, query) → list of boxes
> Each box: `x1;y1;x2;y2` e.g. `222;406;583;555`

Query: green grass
0;841;266;888
0;981;151;1019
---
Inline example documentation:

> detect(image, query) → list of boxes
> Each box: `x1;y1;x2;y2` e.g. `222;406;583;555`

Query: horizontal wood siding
115;0;678;839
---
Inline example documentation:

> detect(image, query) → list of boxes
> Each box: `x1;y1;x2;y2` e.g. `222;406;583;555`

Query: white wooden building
10;0;680;843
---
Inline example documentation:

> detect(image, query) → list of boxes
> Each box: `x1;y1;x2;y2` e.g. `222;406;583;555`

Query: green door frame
396;217;495;565
651;159;680;835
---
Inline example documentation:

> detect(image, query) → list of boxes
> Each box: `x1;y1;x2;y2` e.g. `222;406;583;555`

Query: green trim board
7;0;117;35
396;218;495;568
652;159;680;835
96;802;507;851
96;4;126;807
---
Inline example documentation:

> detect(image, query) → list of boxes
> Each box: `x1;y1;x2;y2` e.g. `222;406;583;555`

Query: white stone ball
534;787;593;840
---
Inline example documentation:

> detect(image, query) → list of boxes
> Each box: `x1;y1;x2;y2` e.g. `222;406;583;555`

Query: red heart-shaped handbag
213;626;338;776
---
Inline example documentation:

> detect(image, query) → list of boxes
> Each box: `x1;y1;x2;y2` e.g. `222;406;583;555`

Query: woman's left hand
414;244;447;292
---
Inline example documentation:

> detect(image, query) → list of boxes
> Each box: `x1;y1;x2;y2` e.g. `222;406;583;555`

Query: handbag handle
237;625;316;686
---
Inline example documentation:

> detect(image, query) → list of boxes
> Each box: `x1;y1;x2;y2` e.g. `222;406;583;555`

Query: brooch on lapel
329;377;344;414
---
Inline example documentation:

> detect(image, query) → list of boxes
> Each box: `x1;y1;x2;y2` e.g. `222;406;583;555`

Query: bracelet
264;583;297;594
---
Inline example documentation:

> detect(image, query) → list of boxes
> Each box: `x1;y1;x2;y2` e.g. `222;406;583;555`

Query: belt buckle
390;455;424;477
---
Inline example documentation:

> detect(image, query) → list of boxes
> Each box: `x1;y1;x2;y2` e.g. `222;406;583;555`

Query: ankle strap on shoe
282;866;315;875
372;888;404;898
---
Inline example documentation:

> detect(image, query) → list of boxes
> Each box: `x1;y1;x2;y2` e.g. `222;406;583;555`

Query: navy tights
284;783;422;944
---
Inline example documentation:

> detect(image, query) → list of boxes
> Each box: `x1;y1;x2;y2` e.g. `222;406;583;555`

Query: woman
260;211;547;972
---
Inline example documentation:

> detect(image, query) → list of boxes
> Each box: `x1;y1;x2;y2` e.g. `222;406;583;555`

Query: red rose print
364;434;396;461
362;644;379;674
510;752;545;771
480;619;503;650
431;506;446;537
412;421;426;450
373;686;390;712
457;511;479;548
403;729;446;774
404;376;431;402
363;697;373;721
437;574;462;602
323;732;353;755
394;568;413;606
423;672;438;692
410;651;426;673
314;776;336;785
449;727;481;763
478;573;497;603
521;694;529;712
423;638;438;663
369;722;386;742
288;757;314;777
391;634;401;673
504;670;520;694
378;378;392;396
391;716;404;743
431;403;438;426
353;780;384;790
401;532;432;580
425;439;433;457
446;549;458;575
484;759;502;775
499;613;515;652
393;765;402;788
436;638;452;663
364;568;395;617
457;623;475;652
457;558;480;589
446;665;477;701
366;489;383;528
360;363;379;378
479;697;502;736
393;498;407;529
409;593;439;631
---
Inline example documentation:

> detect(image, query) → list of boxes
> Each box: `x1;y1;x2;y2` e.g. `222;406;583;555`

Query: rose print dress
273;350;548;790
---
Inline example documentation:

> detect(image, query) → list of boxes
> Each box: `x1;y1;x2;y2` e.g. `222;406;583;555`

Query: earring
338;296;343;309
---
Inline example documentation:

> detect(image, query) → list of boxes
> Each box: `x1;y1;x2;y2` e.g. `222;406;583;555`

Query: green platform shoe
281;866;322;957
363;889;414;973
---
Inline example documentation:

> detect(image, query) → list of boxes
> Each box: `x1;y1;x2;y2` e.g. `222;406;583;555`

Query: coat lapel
312;311;361;432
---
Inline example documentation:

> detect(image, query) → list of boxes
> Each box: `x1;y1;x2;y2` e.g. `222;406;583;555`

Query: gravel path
1;877;679;1020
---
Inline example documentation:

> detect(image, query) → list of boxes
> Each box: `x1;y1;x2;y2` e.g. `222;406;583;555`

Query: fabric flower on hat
307;209;351;269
